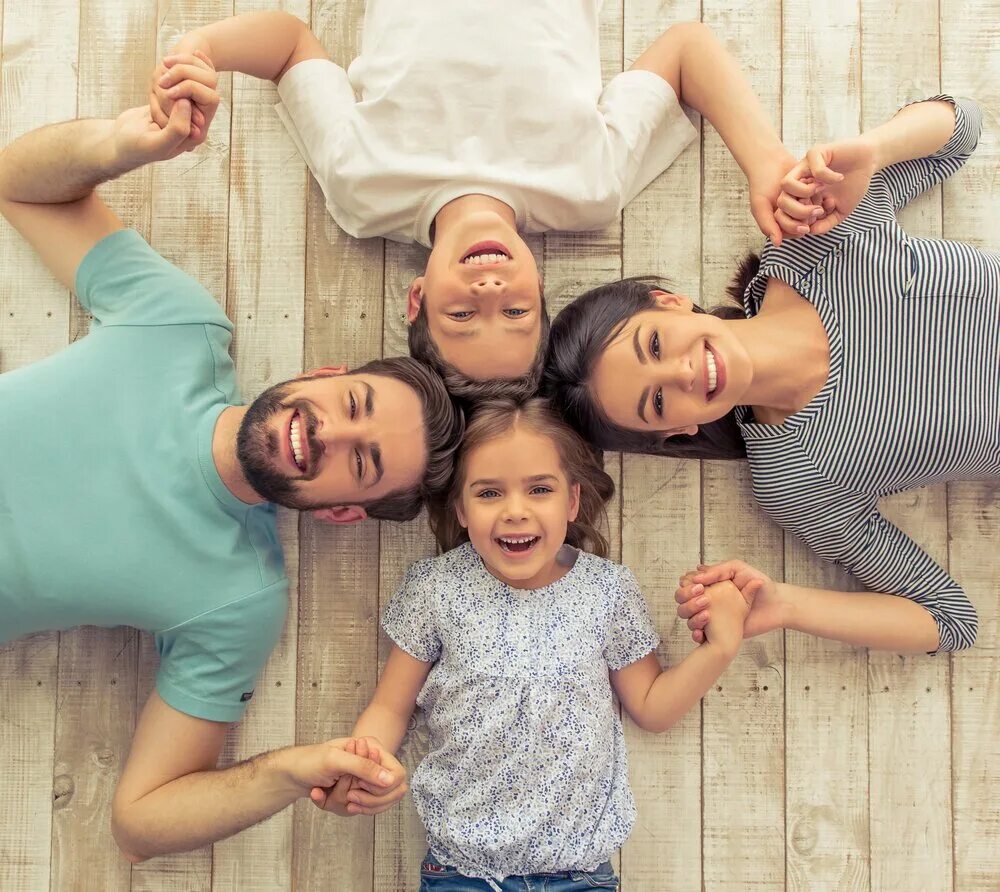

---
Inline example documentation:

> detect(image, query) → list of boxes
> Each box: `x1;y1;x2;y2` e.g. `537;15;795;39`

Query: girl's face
589;292;752;436
456;426;581;590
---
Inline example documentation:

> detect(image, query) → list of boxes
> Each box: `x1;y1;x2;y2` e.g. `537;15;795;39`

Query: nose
470;276;506;297
501;492;529;523
315;413;372;448
666;354;696;393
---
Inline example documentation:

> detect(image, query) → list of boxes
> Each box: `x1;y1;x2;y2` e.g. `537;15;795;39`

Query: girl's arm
612;582;745;734
630;22;796;242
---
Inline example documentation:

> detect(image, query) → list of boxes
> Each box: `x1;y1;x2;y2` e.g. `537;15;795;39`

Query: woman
543;95;998;654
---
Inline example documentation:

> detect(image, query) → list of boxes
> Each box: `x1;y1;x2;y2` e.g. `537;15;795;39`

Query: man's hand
149;51;220;150
776;135;878;236
111;101;197;170
308;737;409;817
676;559;788;644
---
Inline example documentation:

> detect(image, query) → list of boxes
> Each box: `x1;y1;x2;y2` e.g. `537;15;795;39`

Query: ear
663;425;699;440
406;277;425;323
299;364;347;379
312;505;368;525
649;290;694;312
567;482;581;523
454;498;468;529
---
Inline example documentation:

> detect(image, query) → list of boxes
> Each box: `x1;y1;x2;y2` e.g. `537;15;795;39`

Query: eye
529;485;553;495
653;388;663;418
354;449;363;481
476;488;501;499
349;391;357;420
503;308;528;318
650;330;660;360
448;311;474;319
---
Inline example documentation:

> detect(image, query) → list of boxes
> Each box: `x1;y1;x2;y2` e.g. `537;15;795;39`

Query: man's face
237;369;427;511
409;212;542;380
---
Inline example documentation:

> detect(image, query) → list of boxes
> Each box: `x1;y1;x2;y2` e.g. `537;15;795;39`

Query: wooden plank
941;2;1000;886
0;1;79;889
861;6;954;889
698;3;785;889
621;5;701;889
293;1;384;889
781;3;870;891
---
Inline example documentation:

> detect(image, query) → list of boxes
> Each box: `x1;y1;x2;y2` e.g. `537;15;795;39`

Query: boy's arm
630;22;797;242
170;11;330;83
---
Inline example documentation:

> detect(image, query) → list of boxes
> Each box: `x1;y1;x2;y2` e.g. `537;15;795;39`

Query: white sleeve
599;69;697;208
275;58;357;202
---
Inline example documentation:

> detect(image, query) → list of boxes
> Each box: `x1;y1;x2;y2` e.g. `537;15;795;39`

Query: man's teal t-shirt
0;229;287;722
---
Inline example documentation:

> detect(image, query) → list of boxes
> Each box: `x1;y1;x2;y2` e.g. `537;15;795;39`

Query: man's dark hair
350;356;465;522
406;293;551;406
542;261;761;462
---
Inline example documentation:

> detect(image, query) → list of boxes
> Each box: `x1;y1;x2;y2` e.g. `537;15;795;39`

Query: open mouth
496;534;540;555
289;411;308;473
461;240;511;266
704;342;724;402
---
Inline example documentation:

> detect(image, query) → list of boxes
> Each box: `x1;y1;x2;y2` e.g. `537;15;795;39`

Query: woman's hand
777;135;878;236
676;559;788;643
746;149;810;246
149;50;220;150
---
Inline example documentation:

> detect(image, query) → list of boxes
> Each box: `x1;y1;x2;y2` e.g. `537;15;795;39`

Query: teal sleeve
75;229;233;330
154;580;289;722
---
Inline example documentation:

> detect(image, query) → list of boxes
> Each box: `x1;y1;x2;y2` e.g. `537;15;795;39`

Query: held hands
676;559;789;644
774;135;879;237
311;737;409;818
148;51;221;150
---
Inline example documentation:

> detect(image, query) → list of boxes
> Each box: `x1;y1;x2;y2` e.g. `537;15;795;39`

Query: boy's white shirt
275;0;697;247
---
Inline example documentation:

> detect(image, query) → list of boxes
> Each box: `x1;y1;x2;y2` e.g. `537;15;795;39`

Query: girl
543;95;997;655
321;398;749;891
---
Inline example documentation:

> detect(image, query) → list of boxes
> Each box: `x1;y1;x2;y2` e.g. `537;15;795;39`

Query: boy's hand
149;51;220;150
312;737;409;817
777;136;878;236
746;150;813;246
677;559;788;643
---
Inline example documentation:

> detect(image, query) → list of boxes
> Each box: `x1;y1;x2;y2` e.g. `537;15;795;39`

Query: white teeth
499;535;536;544
462;252;509;265
706;348;718;395
290;417;305;470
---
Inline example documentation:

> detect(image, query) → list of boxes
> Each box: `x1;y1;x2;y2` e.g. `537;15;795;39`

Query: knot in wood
789;816;817;855
52;774;75;808
93;748;115;769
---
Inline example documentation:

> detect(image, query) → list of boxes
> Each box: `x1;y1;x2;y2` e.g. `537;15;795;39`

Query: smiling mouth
289;411;307;473
496;534;540;555
461;240;511;266
705;343;719;401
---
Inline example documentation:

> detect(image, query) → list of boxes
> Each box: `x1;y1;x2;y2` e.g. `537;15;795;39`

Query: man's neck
431;193;517;242
212;406;266;505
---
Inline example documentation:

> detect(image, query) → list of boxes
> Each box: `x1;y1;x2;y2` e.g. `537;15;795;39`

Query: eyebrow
440;325;533;340
633;326;647;365
364;381;374;416
367;443;384;489
468;474;559;488
638;386;649;424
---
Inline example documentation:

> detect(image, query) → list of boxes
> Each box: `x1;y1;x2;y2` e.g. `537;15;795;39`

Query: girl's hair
541;259;760;461
428;397;616;558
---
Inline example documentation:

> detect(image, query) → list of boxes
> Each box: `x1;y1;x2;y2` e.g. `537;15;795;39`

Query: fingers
165;80;221;110
330;751;396;789
776;191;825;223
677;591;709;620
749;195;782;247
674;580;703;604
775;207;810;238
149;91;169;129
691;561;743;585
686;610;709;631
345;782;410;816
805;146;844;184
162;52;216;76
692;629;706;645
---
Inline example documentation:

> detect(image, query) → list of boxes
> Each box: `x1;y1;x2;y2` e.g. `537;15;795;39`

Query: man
0;98;462;859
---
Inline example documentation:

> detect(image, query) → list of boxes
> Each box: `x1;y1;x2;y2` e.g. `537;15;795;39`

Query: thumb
154;98;192;150
329;751;395;788
750;195;782;247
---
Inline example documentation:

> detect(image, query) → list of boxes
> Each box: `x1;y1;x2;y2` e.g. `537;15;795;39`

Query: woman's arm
613;582;745;733
630;22;797;242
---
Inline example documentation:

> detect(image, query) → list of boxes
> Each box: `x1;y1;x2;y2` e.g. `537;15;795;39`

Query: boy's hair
542;265;759;462
428;397;614;557
406;295;551;405
349;356;465;522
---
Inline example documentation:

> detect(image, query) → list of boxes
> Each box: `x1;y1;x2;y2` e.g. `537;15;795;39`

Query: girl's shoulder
560;548;636;592
404;541;483;583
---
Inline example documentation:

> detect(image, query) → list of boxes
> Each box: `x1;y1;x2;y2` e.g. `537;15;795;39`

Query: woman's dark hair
541;258;760;461
428;397;615;558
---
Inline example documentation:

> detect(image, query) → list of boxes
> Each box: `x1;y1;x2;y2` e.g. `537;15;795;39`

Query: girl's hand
676;559;786;644
778;136;878;236
746;149;812;246
701;580;752;656
149;50;219;151
311;737;409;817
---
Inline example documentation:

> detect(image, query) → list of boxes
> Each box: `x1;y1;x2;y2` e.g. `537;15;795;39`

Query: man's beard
236;380;313;509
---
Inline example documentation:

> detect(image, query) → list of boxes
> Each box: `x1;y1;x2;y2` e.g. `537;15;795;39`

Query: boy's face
408;214;542;380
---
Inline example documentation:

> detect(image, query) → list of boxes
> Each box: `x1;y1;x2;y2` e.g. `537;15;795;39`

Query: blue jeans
419;852;619;891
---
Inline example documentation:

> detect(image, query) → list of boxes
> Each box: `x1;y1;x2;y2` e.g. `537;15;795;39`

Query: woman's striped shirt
737;96;997;652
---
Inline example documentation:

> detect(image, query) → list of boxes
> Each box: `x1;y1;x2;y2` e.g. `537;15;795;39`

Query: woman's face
589;292;752;436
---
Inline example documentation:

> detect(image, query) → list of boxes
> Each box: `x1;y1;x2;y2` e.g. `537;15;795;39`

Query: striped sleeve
877;95;983;212
792;498;979;653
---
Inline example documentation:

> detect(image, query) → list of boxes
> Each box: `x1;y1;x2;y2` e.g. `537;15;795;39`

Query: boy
153;7;795;399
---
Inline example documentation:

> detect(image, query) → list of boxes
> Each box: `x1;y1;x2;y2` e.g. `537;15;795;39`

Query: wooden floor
1;1;998;890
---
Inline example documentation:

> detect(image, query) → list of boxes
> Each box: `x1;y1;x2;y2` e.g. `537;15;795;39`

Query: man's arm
112;692;400;859
0;103;195;291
